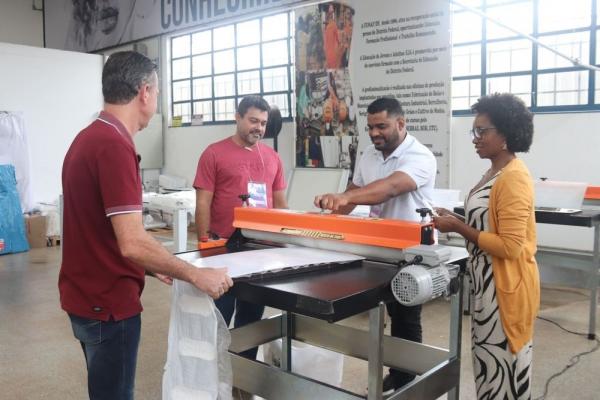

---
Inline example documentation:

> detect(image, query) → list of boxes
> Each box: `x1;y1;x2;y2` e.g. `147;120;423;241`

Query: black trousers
386;302;423;386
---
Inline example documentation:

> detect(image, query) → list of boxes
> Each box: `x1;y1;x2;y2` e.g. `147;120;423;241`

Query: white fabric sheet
192;247;365;279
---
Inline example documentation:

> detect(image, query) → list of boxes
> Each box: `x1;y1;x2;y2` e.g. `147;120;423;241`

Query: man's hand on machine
314;193;349;211
188;267;233;299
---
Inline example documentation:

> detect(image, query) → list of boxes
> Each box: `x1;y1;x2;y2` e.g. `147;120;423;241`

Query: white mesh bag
162;280;232;400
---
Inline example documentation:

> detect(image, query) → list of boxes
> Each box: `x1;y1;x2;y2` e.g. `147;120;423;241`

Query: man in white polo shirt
314;96;436;395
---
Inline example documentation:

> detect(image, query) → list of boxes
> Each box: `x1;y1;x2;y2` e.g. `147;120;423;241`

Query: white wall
0;2;43;47
451;112;600;251
0;43;104;204
450;112;600;195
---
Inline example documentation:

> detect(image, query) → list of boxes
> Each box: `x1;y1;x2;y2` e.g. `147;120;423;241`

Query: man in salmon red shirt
59;51;233;400
194;95;287;359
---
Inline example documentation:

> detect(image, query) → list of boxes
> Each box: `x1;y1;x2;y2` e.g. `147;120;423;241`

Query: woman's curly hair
471;93;534;153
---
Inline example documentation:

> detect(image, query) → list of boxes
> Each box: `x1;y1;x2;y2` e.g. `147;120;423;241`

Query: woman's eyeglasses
469;126;497;140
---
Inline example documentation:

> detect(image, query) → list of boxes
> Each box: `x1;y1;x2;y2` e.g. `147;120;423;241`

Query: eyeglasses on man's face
469;126;497;140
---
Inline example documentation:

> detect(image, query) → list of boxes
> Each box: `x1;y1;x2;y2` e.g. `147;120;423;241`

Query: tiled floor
1;240;599;399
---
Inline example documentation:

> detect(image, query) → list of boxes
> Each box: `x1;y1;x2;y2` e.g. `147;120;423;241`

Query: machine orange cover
585;186;600;200
197;238;228;250
233;207;427;250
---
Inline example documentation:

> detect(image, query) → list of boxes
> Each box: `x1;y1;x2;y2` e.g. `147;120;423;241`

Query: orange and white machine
230;207;462;306
231;207;435;262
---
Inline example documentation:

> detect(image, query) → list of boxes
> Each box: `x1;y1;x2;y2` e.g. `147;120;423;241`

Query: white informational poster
349;0;452;187
294;0;451;186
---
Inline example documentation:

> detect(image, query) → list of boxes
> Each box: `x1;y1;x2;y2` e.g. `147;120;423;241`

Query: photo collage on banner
295;2;359;170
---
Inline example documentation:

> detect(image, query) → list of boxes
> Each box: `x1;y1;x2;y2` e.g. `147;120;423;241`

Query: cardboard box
25;214;47;248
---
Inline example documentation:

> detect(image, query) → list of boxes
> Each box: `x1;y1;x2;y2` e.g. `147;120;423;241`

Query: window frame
452;0;600;114
169;11;295;126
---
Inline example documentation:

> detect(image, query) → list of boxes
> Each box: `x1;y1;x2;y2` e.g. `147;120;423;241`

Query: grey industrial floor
1;236;600;399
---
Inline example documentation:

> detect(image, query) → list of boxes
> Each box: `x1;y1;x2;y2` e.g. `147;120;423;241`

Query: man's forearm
196;203;211;238
124;233;194;282
197;210;210;238
332;203;356;215
344;182;394;206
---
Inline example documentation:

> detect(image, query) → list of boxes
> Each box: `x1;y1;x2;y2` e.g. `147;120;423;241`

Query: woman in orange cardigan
434;93;540;400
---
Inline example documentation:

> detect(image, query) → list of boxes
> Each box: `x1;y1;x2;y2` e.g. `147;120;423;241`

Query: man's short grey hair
102;51;158;105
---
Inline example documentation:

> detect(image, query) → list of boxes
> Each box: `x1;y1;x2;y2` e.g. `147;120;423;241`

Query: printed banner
44;0;309;52
295;2;358;169
295;0;451;186
350;0;452;186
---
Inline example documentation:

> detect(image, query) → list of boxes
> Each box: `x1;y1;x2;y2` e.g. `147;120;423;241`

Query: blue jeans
215;293;264;359
69;313;141;400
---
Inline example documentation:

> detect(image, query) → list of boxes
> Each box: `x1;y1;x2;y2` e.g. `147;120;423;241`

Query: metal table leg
173;208;187;253
589;224;599;340
367;302;385;400
448;273;464;400
281;311;293;371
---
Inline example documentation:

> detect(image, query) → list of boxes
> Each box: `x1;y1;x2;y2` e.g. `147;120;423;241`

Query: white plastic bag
162;281;233;400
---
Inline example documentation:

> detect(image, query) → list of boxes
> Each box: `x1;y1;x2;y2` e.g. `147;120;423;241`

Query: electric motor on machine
391;262;459;306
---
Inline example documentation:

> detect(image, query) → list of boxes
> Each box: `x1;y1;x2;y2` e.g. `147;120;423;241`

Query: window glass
237;19;260;46
173;103;191;124
538;0;591;32
452;11;482;43
537;71;588;106
263;14;288;41
215;98;236;121
214;74;235;97
192;54;212;77
453;44;481;76
538;32;590;70
486;3;533;40
214;50;235;74
172;81;191;102
486;39;532;74
193;101;213;122
263;67;289;92
452;79;481;110
237;70;261;95
214;25;235;50
192;31;211;54
487;75;531;106
237;45;261;70
172;59;191;80
262;40;288;67
193;77;212;99
172;35;190;58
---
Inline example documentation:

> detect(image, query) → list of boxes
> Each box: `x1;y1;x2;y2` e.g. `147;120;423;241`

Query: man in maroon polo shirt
59;51;233;400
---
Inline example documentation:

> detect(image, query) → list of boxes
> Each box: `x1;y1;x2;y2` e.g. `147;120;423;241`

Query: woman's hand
433;207;452;217
432;215;461;233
